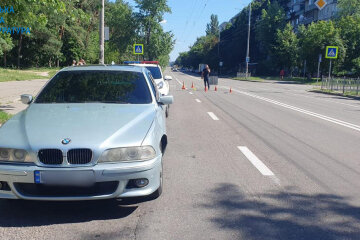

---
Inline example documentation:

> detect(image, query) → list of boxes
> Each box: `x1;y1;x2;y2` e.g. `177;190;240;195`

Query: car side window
146;71;159;101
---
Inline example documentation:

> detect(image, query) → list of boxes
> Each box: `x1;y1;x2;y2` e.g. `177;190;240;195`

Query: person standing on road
280;69;285;80
201;65;211;90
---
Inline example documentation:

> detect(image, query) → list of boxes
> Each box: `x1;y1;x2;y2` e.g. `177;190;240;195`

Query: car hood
0;104;156;151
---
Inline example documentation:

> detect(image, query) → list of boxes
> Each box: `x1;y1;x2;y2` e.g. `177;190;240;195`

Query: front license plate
34;170;95;187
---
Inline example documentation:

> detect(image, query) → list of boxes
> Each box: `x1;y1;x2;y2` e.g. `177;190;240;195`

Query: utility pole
99;0;105;64
245;1;251;79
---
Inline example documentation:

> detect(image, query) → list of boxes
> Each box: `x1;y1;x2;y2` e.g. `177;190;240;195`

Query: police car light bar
141;61;159;64
123;61;159;64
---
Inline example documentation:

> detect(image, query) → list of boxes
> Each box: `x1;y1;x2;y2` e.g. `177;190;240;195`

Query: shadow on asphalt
201;183;360;240
0;199;137;227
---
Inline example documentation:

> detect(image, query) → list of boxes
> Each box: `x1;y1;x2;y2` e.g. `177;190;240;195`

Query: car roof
130;64;159;68
60;65;145;73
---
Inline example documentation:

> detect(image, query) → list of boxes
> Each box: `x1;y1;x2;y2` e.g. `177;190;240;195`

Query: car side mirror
158;95;174;105
164;75;173;81
21;94;33;105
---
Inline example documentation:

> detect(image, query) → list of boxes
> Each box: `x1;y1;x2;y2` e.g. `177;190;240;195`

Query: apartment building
288;0;338;28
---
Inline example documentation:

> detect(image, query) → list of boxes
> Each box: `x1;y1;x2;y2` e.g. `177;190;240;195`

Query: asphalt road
1;71;360;240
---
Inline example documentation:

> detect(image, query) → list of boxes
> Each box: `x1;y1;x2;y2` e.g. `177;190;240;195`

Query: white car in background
125;61;173;117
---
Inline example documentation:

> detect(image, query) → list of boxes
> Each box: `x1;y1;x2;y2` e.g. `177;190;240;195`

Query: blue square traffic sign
325;46;338;59
134;44;144;55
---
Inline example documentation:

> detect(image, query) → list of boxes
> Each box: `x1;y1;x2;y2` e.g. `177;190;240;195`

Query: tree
106;0;137;63
337;0;360;17
3;0;65;68
256;1;286;60
134;0;172;62
0;34;14;67
206;14;219;36
274;23;299;75
298;21;344;75
336;16;360;75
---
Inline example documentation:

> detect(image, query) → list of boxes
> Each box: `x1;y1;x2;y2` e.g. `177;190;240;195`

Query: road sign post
317;54;322;83
325;46;338;80
134;44;144;62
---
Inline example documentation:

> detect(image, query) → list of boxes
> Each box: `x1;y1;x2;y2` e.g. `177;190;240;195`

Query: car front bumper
0;155;162;201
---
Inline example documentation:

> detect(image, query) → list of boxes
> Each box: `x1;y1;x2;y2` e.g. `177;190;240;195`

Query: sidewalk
0;79;48;115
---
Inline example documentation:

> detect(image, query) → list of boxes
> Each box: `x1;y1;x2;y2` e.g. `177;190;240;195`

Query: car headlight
157;81;164;89
99;146;156;163
0;148;32;162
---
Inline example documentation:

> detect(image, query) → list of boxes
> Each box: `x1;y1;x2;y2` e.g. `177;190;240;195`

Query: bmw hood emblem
61;138;71;145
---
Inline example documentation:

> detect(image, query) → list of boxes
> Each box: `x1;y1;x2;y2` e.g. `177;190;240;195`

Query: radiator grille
38;149;63;165
67;149;92;164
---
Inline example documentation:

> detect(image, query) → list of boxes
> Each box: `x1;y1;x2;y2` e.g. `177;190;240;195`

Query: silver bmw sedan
0;65;173;201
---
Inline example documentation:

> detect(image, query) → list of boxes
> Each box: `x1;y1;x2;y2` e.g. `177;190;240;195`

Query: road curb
309;89;360;100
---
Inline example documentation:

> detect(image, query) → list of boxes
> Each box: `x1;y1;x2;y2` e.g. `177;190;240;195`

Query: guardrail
321;77;360;96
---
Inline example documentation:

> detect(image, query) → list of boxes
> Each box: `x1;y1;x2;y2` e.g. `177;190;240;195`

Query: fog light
135;178;149;188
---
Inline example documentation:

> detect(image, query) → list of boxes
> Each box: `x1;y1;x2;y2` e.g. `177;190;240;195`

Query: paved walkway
0;79;48;115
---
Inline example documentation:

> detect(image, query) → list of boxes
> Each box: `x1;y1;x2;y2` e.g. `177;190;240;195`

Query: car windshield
145;66;162;79
35;70;152;104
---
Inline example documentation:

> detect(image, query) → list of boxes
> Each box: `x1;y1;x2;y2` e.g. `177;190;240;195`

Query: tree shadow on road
201;184;360;240
0;199;137;227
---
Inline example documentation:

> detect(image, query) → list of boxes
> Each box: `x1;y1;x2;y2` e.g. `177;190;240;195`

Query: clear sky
123;0;252;62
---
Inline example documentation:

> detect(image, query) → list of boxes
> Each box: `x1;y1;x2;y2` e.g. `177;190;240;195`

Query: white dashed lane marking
195;99;201;103
207;112;219;121
237;146;275;176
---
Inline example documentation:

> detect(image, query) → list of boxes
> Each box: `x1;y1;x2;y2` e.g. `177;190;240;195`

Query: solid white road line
288;92;360;109
220;86;360;132
173;75;183;86
238;146;274;176
187;75;201;81
207;112;219;121
195;99;202;103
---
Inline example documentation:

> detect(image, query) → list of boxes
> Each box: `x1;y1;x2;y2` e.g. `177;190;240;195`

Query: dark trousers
204;78;210;89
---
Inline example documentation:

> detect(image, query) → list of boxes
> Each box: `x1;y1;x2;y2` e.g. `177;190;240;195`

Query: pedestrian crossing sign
133;44;144;55
325;46;338;59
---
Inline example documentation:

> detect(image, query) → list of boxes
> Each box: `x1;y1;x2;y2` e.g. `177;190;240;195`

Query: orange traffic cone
191;82;194;89
215;86;218;91
229;87;232;93
205;86;208;92
182;82;186;90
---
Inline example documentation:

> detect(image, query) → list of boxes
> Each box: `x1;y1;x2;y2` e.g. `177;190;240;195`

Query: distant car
0;65;173;201
127;61;172;117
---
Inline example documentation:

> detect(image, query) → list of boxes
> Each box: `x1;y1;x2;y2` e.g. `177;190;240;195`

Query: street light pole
245;1;251;79
99;0;105;64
